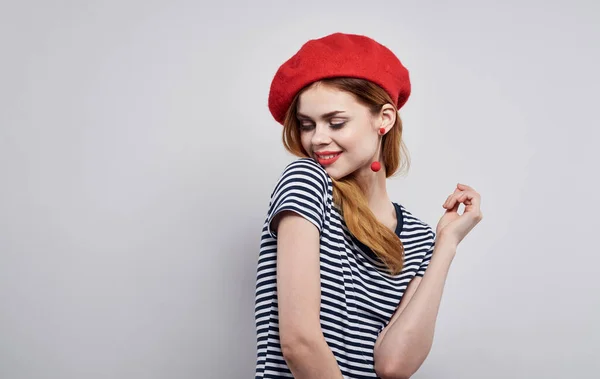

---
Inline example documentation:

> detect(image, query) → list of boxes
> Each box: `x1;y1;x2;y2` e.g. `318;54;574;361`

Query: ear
378;103;396;131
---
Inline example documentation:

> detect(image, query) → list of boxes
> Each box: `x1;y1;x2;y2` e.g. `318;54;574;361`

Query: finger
447;189;465;209
443;194;452;208
444;188;462;208
457;183;474;191
461;191;482;214
448;197;461;212
456;186;481;203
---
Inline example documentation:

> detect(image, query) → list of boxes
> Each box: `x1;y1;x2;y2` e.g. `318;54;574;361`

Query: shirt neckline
392;201;404;236
349;201;404;261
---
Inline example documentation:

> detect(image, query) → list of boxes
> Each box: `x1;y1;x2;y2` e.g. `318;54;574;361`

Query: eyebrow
296;110;346;120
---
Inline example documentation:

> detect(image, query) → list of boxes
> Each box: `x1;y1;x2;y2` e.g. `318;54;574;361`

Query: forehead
297;85;359;115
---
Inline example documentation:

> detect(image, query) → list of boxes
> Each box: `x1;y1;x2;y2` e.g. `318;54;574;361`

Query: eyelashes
299;122;346;131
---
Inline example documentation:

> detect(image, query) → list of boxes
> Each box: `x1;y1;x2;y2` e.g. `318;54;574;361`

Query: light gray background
1;0;598;378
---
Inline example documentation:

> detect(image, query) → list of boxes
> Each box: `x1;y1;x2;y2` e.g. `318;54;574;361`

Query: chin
313;156;355;180
323;166;351;180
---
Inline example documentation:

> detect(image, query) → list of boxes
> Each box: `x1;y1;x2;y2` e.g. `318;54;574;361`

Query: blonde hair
281;77;411;275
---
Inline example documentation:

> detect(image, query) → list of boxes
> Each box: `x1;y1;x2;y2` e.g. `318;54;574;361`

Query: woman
254;32;483;379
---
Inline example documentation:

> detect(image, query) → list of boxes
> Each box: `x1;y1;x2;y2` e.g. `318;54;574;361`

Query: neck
354;164;392;215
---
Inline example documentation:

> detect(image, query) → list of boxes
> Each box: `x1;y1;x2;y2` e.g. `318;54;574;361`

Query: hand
436;183;483;248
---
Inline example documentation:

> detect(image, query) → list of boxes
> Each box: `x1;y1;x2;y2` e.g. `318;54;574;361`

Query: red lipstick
315;151;342;165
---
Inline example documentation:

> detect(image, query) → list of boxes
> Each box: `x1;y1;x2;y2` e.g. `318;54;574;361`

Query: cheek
339;129;367;152
300;133;312;154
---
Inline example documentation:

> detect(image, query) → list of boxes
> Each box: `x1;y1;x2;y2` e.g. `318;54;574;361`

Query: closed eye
298;122;346;131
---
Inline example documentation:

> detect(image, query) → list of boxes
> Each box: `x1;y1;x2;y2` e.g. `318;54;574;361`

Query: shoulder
273;157;330;193
397;203;436;239
280;157;329;180
266;158;331;237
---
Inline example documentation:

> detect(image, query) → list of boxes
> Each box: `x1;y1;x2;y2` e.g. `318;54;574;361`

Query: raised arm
373;241;456;379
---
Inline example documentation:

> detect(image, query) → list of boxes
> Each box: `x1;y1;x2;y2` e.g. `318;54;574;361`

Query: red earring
371;128;385;172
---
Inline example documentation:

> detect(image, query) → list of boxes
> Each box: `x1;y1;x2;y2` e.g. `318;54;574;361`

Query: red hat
268;32;411;125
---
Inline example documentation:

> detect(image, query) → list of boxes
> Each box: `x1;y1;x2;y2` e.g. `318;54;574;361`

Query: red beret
268;32;411;125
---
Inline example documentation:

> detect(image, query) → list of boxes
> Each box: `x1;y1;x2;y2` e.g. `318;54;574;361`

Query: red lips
315;151;342;165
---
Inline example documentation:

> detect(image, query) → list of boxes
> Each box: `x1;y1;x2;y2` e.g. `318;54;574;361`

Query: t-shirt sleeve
416;228;436;277
266;159;328;239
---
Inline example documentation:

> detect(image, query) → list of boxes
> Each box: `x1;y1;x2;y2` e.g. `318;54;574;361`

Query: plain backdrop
1;0;598;378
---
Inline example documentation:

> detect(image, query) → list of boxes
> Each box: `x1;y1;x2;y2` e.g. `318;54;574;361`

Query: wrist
434;238;458;257
436;231;459;250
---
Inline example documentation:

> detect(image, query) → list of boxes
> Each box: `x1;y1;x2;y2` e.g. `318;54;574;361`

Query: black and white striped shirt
254;158;435;378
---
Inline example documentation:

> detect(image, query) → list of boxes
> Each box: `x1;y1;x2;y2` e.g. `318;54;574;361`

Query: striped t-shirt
254;157;436;378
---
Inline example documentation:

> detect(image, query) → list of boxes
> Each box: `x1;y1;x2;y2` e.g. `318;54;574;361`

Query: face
296;84;393;180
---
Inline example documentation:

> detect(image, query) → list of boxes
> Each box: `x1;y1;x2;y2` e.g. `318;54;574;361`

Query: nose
311;123;332;146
